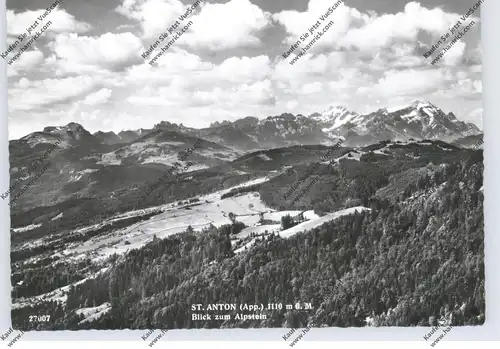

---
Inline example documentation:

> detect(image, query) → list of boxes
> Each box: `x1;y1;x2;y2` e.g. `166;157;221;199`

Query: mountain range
7;100;481;214
14;100;479;150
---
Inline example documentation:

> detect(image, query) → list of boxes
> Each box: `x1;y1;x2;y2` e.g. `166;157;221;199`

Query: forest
11;150;484;330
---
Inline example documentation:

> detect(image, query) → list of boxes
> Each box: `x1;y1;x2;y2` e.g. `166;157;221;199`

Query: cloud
116;0;185;39
207;55;272;84
301;82;323;95
116;0;271;50
7;0;482;139
125;51;272;94
441;41;466;66
473;80;482;94
223;79;277;107
274;0;474;63
83;88;113;106
48;32;144;73
125;48;213;84
273;1;367;51
182;0;271;50
126;76;189;106
468;107;482;128
339;2;465;53
286;100;299;110
7;49;44;77
371;68;450;98
9;75;98;112
465;43;481;67
128;76;275;109
7;8;91;36
446;77;482;97
273;52;333;93
385;44;426;69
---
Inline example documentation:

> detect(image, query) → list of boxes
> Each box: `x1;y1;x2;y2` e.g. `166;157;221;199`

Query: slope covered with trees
12;149;484;330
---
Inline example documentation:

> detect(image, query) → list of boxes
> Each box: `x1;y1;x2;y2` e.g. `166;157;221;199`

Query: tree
281;214;295;230
297;212;304;223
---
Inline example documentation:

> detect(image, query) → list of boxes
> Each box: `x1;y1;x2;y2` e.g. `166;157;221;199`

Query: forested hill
13;150;484;330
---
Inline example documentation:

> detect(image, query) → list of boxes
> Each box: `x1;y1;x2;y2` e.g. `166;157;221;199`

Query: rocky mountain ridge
13;100;480;152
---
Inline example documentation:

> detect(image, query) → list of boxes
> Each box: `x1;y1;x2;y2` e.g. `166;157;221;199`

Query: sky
5;0;482;139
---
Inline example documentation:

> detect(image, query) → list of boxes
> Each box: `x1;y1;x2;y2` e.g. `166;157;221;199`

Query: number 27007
29;315;51;322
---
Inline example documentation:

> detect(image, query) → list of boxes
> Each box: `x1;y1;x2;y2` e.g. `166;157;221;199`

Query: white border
0;0;498;344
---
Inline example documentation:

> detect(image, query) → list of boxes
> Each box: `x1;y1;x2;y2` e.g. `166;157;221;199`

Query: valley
8;101;484;330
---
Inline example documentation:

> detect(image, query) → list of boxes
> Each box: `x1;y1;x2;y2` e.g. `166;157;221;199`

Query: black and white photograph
5;0;484;335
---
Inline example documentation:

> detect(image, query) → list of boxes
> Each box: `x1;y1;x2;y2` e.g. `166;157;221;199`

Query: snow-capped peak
410;100;436;110
381;100;443;126
385;100;435;114
326;105;349;113
307;105;365;136
310;105;360;128
323;105;354;118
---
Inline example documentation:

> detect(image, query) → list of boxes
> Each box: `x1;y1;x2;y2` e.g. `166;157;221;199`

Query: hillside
10;138;484;330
